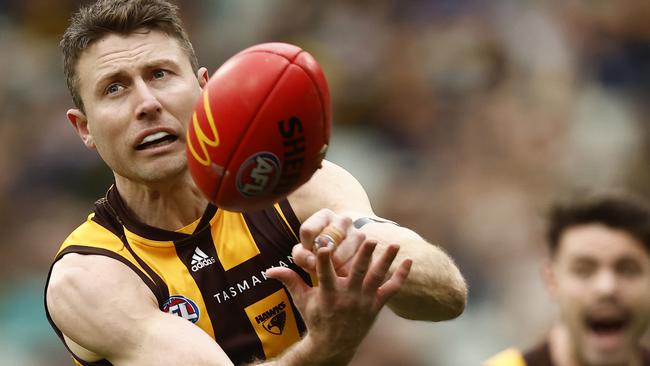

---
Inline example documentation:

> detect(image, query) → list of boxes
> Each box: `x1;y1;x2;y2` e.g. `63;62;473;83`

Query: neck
548;324;580;366
548;323;642;366
114;172;209;231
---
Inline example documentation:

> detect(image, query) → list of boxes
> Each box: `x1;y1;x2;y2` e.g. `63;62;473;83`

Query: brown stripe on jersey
193;204;218;234
72;355;112;366
173;224;267;364
244;208;311;286
244;207;310;334
278;199;301;240
92;198;169;305
170;205;310;364
523;342;553;366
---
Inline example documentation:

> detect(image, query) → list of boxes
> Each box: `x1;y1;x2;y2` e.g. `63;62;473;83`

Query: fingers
347;240;377;290
330;229;364;275
376;258;412;306
292;244;316;270
314;225;345;251
266;267;309;297
363;244;400;292
315;247;337;293
299;210;366;274
300;209;352;252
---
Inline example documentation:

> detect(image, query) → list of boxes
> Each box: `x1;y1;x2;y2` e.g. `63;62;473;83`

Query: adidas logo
190;247;216;272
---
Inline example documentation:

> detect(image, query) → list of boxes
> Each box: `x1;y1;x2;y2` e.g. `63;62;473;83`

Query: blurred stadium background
0;0;649;365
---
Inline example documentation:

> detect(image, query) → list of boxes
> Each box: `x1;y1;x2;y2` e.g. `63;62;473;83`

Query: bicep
289;160;376;222
47;254;233;366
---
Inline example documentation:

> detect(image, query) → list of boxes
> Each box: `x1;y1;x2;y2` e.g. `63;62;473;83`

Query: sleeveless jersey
485;343;650;366
44;187;313;366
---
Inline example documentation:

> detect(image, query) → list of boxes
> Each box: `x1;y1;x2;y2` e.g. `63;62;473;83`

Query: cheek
554;277;590;315
167;81;202;122
621;277;650;307
87;113;128;154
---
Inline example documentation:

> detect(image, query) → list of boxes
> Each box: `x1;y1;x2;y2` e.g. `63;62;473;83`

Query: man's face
69;30;207;184
547;224;650;365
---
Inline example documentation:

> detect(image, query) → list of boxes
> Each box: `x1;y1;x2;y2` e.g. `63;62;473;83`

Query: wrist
264;333;356;366
301;332;357;366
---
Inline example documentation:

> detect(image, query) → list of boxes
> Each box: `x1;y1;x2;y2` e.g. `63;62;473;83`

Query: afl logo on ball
163;296;200;323
236;152;281;197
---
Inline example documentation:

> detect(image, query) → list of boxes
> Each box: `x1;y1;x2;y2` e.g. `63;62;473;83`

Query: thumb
266;267;309;298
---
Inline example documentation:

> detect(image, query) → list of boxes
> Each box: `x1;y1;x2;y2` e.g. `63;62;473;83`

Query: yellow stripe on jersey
60;214;123;253
175;218;201;235
211;210;261;271
244;288;301;359
122;227;216;340
273;203;299;242
58;214;155;286
483;348;527;366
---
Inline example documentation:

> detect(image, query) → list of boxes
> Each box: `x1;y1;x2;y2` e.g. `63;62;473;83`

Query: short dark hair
547;191;650;256
61;0;199;111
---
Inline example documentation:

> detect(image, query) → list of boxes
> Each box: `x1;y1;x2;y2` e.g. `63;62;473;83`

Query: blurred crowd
0;0;649;365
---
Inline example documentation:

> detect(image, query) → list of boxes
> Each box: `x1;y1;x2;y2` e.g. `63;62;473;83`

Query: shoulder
47;254;157;314
46;254;158;357
288;160;373;222
58;213;124;255
483;348;527;366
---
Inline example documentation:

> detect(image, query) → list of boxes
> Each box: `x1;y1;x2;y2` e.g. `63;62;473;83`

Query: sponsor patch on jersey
244;289;301;358
255;301;287;335
163;295;200;323
236;152;281;197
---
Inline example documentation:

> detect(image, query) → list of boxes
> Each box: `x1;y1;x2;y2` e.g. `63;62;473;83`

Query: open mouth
584;307;631;339
135;131;178;150
586;318;628;335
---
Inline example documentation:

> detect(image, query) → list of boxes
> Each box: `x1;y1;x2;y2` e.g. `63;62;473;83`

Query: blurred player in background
43;0;467;365
485;192;650;366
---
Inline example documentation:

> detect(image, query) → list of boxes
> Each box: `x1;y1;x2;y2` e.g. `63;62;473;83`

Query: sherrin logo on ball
186;42;331;212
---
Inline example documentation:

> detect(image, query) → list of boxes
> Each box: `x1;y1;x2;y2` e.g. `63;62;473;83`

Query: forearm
389;242;466;320
251;334;355;366
365;225;467;321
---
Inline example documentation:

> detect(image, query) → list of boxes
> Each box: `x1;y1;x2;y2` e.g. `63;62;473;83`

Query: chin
140;160;187;183
582;348;631;366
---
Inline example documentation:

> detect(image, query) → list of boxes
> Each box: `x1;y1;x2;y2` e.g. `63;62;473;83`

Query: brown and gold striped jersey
45;187;312;366
484;343;650;366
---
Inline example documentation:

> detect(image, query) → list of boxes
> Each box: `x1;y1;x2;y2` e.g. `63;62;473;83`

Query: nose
133;79;162;120
593;269;618;298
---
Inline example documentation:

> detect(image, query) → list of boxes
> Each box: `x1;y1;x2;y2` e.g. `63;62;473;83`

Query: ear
67;109;95;149
541;259;558;301
197;67;209;88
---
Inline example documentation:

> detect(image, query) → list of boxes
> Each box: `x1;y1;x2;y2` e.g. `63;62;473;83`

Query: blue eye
106;84;122;94
153;70;166;79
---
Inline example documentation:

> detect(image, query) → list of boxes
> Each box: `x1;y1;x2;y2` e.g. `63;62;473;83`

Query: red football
186;43;331;211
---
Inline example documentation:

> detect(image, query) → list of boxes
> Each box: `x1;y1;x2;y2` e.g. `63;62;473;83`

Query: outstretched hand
266;240;412;365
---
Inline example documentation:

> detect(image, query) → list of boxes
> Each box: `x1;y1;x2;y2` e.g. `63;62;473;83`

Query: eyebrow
616;256;642;265
570;256;597;265
142;58;178;70
92;58;180;94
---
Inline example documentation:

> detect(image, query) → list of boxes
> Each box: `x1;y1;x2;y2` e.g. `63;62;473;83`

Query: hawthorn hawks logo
163;296;200;323
254;301;287;335
236;152;281;197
